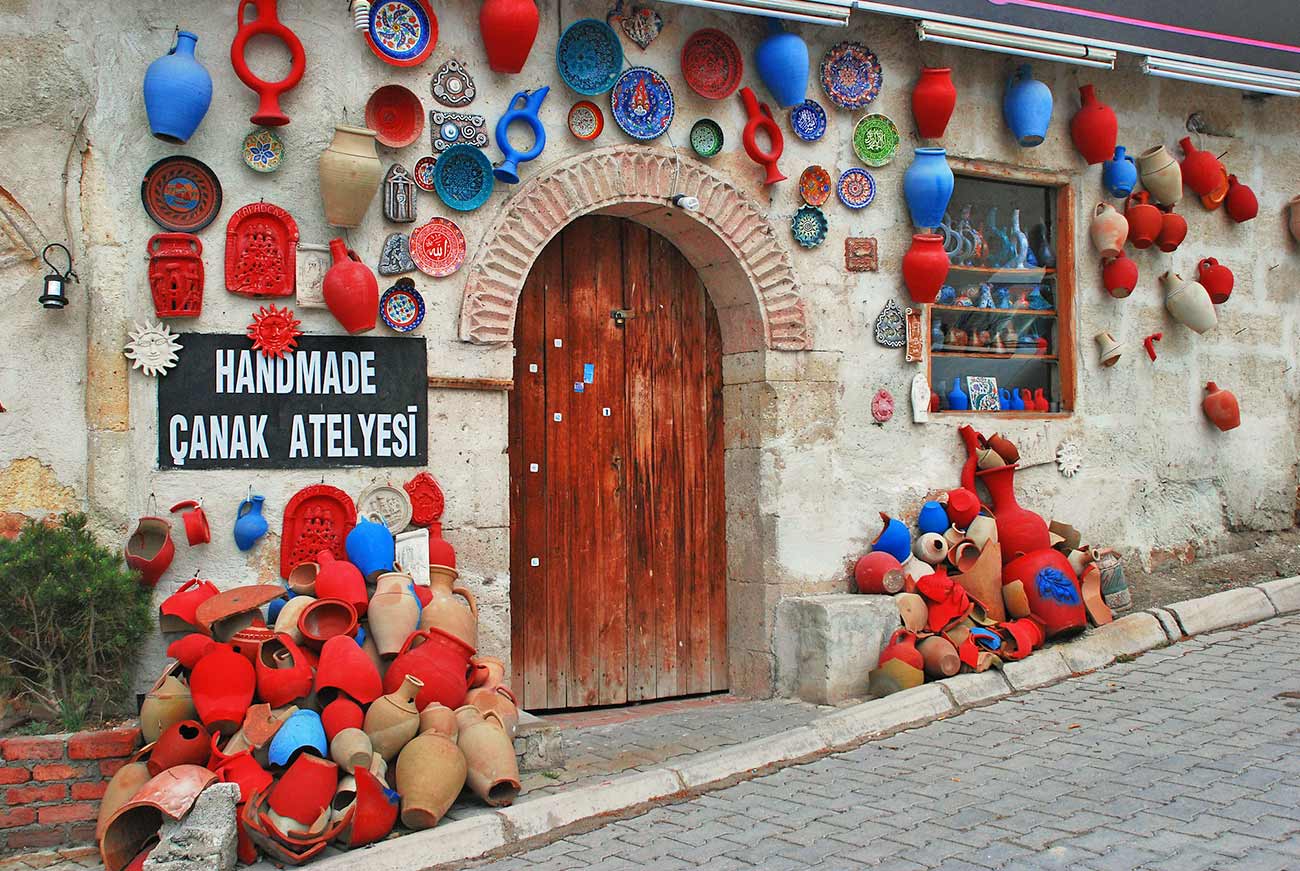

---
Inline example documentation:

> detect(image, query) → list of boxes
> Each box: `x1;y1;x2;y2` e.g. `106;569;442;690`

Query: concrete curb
329;576;1299;871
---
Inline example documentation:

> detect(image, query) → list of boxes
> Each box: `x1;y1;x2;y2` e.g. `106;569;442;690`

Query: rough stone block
670;727;827;790
1057;612;1168;673
144;782;238;871
941;671;1012;708
1166;587;1276;636
774;593;899;704
1001;648;1071;691
1149;607;1184;641
1256;576;1300;615
811;684;955;749
515;712;565;772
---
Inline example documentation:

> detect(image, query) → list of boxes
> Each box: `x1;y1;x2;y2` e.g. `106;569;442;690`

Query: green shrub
0;513;152;730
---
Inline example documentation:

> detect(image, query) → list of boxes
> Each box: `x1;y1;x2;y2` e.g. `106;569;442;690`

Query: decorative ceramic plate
799;165;831;207
568;101;605;140
610;66;674;141
409;216;466;276
141;156;222;233
280;484;357;579
789;99;827;142
412;155;437;191
432;144;493;211
853;113;900;166
791;205;828;249
837;167;876;209
820;42;883;110
380;278;426;332
357;481;414;533
242;128;284;173
689;119;723;158
431;59;475;107
366;0;438;67
365;84;425;148
557;18;623;96
680;28;743;100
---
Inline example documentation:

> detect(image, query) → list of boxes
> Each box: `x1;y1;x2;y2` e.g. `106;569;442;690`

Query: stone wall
0;1;1295;700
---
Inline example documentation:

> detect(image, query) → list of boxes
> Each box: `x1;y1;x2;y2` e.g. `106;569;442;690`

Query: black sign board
860;1;1300;76
158;334;428;470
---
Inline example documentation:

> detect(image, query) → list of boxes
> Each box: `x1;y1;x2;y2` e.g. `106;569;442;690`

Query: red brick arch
457;145;810;352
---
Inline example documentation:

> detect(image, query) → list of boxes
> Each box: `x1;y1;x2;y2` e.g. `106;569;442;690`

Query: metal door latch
610;308;636;327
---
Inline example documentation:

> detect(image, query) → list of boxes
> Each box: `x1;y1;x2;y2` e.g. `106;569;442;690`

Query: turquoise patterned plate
791;205;827;249
557;19;623;96
433;144;494;211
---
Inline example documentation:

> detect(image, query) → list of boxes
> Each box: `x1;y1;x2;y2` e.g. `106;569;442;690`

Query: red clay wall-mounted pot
911;67;956;139
1178;136;1221;196
1124;192;1162;249
480;0;539;73
322;238;379;334
1101;251;1138;299
1155;209;1187;253
1202;381;1241;431
1225;175;1258;223
1069;84;1117;164
230;0;305;126
1197;258;1234;304
902;233;949;303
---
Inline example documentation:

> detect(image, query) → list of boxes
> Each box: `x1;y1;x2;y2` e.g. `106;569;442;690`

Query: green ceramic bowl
853;114;900;167
689;118;724;159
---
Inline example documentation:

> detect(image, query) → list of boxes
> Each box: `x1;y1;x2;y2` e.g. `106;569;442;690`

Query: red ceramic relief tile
280;485;357;579
225;202;300;298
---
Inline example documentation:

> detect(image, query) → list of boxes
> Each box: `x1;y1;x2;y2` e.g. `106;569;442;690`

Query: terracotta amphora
1089;203;1128;257
454;706;521;807
319;126;383;228
416;564;479;648
895;592;928;633
96;748;153;840
369;571;421;657
139;671;196;744
395;731;467;829
1136;145;1182;206
466;685;520;739
918;635;960;678
1161;271;1217;334
329;727;373;774
363;674;423;762
418;702;459;739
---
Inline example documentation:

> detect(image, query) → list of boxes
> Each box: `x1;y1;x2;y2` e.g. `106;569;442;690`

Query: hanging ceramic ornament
147;233;204;318
910;373;930;424
231;0;306;125
430;110;489;154
357;482;415;534
403;471;445;530
610;68;674;141
844;237;877;272
567;101;604;141
365;0;438;67
242;128;285;173
871;389;894;424
431;59;475;107
789;99;826;142
799;165;831;207
125;321;183;377
141;156;223;233
873;299;906;348
380;277;425;332
680;28;743;100
409;217;466;277
246;304;302;359
819;42;882;110
412;156;437;191
226;202;299;298
689;119;723;158
606;0;663;50
904;308;924;363
790;206;827;249
383;164;418;223
1056;442;1081;477
378;233;417;276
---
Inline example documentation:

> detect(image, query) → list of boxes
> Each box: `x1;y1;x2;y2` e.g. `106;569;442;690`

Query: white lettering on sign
214;348;378;395
168;414;272;467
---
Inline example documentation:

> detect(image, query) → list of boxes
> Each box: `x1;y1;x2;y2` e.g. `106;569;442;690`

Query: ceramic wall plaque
871;389;894;424
607;0;662;50
910;373;930;423
430;109;488;153
383;163;418;223
280;484;357;579
904;307;924;363
394;527;430;586
873;299;905;348
378;232;417;276
845;237;878;272
380;277;425;331
246;304;302;359
124;321;183;377
403;471;445;530
294;242;330;309
431;59;475;106
225;202;299;297
357;482;414;533
147;233;204;318
141;155;222;233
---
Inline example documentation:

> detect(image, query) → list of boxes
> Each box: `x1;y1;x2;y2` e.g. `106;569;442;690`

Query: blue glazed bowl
556;19;623;96
433;144;495;212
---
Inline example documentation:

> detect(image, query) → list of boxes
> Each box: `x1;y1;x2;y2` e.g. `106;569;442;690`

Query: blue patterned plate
836;167;876;209
366;0;438;67
433;144;494;212
242;128;284;173
791;205;827;249
380;278;425;331
610;67;674;141
789;99;826;142
820;42;882;110
557;18;623;96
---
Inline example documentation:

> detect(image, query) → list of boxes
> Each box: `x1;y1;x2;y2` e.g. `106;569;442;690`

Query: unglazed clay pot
952;540;1005;622
329;727;373;774
286;561;318;596
1102;251;1138;299
1124;192;1162;249
1202;382;1241;431
416;565;479;647
1069;84;1117;164
395;731;467;829
918;635;960;678
466;685;520;739
363;674;423;762
1161;271;1217;334
272;594;314;644
1137;145;1182;206
370;571;421;657
1089;203;1128;258
1095;331;1122;368
96;750;153;840
140;672;196;744
895;592;928;632
454;706;521;806
319;125;383;228
1288;195;1300;243
1197;258;1234;305
964;512;998;551
417;702;459;739
913;532;949;565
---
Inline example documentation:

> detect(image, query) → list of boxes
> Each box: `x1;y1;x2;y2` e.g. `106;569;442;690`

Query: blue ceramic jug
1010;388;1026;411
947;378;969;411
143;30;212;145
754;19;808;108
902;147;954;229
233;495;268;551
493;87;548;184
1003;64;1052;148
998;388;1013;410
871;514;911;563
1103;146;1138;198
931;321;944;348
346;515;395;579
917;501;949;536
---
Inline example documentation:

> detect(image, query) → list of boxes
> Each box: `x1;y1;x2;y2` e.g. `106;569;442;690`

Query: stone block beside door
774;594;901;705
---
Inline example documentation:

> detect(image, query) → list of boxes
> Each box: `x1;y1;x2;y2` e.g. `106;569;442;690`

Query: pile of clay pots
96;518;521;870
855;425;1122;696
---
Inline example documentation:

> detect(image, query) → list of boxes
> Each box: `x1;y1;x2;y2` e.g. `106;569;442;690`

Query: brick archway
457;145;810;352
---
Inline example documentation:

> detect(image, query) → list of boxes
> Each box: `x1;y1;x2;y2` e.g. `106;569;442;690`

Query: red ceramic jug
1069;84;1117;165
911;67;956;139
738;86;785;185
384;627;476;711
1225;175;1258;223
320;697;365;743
1101;251;1138;299
480;0;539;74
149;720;210;775
230;0;305;126
1178;137;1221;196
1155;209;1187;253
168;500;210;546
945;488;980;528
1002;548;1085;639
902;234;949;303
878;628;924;671
158;577;219;633
322;238;378;334
1202;382;1241;431
958;426;1050;563
428;534;457;568
1124;192;1162;249
255;633;314;708
1197;258;1234;305
315;549;368;616
1032;388;1049;412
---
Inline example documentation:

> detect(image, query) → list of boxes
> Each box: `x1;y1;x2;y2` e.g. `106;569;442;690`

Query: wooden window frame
925;156;1077;420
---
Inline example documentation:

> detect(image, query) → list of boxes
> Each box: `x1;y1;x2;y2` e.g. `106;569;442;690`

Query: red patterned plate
681;29;743;100
799;165;831;207
224;202;299;297
412;155;437;191
280;485;357;579
409;217;466;277
142;156;222;233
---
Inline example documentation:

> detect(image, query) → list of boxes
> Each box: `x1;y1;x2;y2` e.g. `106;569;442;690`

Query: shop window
926;162;1076;416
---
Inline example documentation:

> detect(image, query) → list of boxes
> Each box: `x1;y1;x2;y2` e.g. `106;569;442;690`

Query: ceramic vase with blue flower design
143;30;213;144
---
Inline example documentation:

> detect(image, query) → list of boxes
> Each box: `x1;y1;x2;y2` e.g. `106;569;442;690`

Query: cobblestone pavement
469;615;1300;871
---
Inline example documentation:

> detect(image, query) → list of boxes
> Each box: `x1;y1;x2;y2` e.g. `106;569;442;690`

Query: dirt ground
1126;527;1300;612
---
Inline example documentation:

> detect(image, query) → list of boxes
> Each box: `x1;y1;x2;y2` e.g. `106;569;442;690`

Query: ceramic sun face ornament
247;304;303;358
124;321;183;376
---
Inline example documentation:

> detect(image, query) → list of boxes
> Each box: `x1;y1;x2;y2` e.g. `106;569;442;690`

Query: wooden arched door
509;215;727;710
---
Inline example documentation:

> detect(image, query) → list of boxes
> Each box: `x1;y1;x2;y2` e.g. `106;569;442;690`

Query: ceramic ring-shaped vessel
230;0;306;126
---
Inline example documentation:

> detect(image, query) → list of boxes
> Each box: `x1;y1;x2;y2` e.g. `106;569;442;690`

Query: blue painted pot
345;515;395;579
917;501;950;536
1010;389;1026;411
998;388;1013;411
1103;146;1138;198
493;87;548;184
871;514;912;563
754;19;808;108
947;378;969;411
233;495;268;552
143;30;212;145
1003;64;1052;147
267;710;327;767
902;147;954;229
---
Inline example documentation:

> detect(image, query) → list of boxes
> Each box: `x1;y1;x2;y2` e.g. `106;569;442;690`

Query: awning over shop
657;0;855;27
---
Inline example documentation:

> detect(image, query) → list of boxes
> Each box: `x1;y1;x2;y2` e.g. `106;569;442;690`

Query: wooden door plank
704;296;729;690
542;236;573;710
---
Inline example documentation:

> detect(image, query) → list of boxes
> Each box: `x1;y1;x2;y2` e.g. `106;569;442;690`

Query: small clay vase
329;727;374;774
1095;331;1122;368
454;706;521;806
1155;208;1187;253
1089;202;1128;257
466;685;520;739
1101;252;1138;299
1202;382;1241;431
369;571;421;658
363;674;423;761
1225;175;1258;223
319;125;383;228
139;672;196;744
1136;145;1182;206
1197;258;1234;305
918;635;960;678
913;532;950;565
417;565;479;648
395;731;467;829
1161;271;1217;334
417;702;459;739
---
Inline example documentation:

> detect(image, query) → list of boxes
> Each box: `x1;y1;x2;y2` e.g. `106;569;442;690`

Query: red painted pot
339;767;400;848
1197;258;1234;305
322;238;378;335
315;549;368;616
320;697;365;743
1124;192;1162;249
209;739;273;799
1069;84;1117;165
255;633;314;707
945;488;980;528
148;720;210;775
1225;175;1258;223
1101;251;1138;299
1155;209;1188;253
384;627;476;711
314;634;383;705
428;534;457;568
269;753;338;826
230;0;305;126
166;633;219;670
148;234;204;318
1202;381;1241;431
902;233;949;304
854;551;904;594
973;462;1050;563
168;500;211;546
190;644;256;734
1178;136;1221;196
158;577;219;633
480;0;539;74
911;67;956;139
1002;548;1085;639
297;598;359;649
878;628;924;671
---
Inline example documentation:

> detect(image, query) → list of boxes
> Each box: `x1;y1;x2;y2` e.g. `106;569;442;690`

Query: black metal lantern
39;243;77;309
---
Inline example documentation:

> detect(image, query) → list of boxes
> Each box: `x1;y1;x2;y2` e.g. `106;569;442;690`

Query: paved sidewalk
467;614;1300;870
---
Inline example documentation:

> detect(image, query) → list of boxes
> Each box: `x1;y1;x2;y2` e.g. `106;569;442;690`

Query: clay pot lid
365;85;425;148
194;585;287;635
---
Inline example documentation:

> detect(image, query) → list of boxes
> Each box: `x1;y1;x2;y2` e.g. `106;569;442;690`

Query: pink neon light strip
988;0;1300;55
